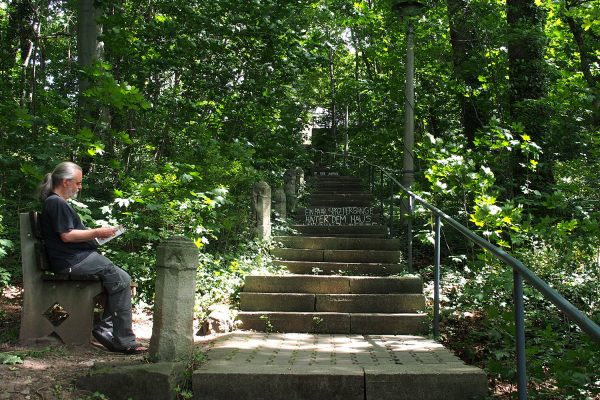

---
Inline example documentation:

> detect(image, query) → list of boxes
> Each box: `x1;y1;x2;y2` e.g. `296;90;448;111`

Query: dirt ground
0;286;163;400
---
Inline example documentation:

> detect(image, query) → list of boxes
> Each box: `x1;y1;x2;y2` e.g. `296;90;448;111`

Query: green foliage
0;207;14;288
0;346;63;365
0;352;23;365
195;239;284;322
259;314;274;333
440;245;600;398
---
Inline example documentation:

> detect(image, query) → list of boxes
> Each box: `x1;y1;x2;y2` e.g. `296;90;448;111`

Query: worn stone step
310;193;373;202
274;236;401;251
237;312;428;334
192;332;489;400
291;225;388;237
364;364;489;400
312;188;365;195
311;189;368;194
309;199;373;207
239;293;315;311
316;294;425;313
313;182;364;190
272;248;401;263
351;314;429;335
240;293;425;313
275;261;402;276
313;175;361;182
243;275;423;294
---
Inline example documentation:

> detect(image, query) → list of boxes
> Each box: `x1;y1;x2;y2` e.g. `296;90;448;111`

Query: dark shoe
92;329;118;352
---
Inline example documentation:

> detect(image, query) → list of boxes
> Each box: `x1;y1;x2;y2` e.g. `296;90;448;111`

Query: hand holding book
95;225;126;245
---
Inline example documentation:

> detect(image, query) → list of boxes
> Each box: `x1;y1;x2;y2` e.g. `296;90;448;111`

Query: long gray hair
38;162;82;201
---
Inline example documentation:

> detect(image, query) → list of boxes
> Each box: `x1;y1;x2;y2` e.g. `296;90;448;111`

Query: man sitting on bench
38;161;146;354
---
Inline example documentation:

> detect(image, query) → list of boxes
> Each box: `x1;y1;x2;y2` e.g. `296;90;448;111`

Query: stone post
149;236;197;362
284;169;297;212
272;187;286;220
253;181;271;240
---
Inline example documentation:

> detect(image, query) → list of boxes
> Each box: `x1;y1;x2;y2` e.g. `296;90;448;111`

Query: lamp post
392;0;427;192
393;0;426;274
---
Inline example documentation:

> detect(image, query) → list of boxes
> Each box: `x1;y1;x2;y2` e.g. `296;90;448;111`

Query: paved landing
192;332;488;400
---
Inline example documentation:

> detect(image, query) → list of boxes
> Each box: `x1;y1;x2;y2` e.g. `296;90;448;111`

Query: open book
95;226;126;246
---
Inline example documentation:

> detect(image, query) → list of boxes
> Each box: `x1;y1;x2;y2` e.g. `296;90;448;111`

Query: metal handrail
313;149;600;400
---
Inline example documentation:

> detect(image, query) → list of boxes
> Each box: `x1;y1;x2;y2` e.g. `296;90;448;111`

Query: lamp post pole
393;0;425;226
402;20;415;190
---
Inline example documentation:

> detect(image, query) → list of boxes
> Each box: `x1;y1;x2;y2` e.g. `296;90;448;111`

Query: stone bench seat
19;212;106;345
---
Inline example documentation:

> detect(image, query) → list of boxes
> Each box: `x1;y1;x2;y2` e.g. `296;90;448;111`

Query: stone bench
19;211;104;345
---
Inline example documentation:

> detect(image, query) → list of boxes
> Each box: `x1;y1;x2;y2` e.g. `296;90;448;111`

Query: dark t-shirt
41;193;96;272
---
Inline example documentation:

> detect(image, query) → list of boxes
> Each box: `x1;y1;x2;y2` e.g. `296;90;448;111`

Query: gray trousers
70;251;137;349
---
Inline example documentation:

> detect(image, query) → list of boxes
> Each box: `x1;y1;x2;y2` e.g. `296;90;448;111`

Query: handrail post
380;170;384;219
433;215;441;339
389;180;394;237
514;269;528;400
407;195;413;273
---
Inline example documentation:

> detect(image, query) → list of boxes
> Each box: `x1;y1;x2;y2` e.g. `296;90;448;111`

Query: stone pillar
284;169;297;212
272;187;286;220
149;236;197;362
253;181;271;240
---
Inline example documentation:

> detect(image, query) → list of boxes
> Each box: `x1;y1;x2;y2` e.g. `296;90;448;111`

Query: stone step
313;181;364;189
296;205;378;216
243;275;423;294
291;225;388;237
275;261;403;275
313;175;361;182
272;248;401;263
237;312;428;335
311;189;368;194
309;199;372;207
240;293;426;313
313;188;366;195
310;193;373;202
193;332;489;400
273;236;401;251
313;181;364;188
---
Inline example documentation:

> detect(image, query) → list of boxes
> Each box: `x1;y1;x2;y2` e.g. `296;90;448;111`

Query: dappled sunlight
197;331;463;368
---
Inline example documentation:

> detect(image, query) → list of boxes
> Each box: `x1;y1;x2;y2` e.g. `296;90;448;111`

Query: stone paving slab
192;332;488;400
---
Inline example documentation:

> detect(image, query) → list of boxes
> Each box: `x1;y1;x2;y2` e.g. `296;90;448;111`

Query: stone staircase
237;173;428;334
192;171;489;400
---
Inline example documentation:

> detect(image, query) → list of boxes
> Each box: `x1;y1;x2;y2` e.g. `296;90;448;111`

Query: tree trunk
446;0;488;148
565;14;600;126
506;0;549;191
506;0;547;118
77;0;103;129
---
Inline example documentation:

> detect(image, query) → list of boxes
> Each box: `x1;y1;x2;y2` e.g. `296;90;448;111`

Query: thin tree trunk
565;14;599;126
446;0;488;148
77;0;103;129
506;0;549;190
507;0;546;111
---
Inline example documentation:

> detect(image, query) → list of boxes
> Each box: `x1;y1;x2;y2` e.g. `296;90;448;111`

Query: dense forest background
1;0;598;398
